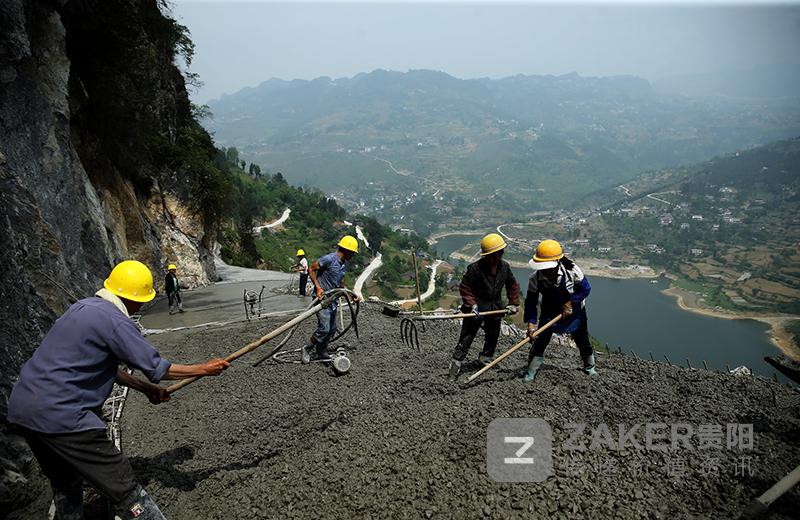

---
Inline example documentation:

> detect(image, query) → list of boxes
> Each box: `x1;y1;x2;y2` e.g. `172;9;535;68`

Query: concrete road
140;260;309;332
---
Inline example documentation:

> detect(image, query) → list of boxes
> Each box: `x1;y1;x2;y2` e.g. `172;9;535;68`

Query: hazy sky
172;1;800;102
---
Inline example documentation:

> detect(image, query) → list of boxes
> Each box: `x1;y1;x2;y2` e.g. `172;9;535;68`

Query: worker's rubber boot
448;359;461;380
301;345;312;364
524;356;545;381
53;482;84;520
178;302;184;313
477;354;493;366
582;353;598;376
316;344;332;361
115;486;165;520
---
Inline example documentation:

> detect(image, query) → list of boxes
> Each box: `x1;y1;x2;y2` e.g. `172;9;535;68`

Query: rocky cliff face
0;0;217;510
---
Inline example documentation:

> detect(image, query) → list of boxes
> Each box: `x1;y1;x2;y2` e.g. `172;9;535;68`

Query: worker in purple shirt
7;260;229;520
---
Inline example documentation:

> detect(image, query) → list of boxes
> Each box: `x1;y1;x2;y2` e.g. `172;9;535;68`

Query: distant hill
206;69;800;233
653;64;800;99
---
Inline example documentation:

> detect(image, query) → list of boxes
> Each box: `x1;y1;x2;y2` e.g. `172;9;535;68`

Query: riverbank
505;257;661;280
663;286;800;360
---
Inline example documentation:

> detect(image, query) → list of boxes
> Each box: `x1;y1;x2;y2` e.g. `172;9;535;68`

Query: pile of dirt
122;305;800;519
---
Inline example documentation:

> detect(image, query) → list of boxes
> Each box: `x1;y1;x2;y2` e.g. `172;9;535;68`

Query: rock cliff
0;0;218;510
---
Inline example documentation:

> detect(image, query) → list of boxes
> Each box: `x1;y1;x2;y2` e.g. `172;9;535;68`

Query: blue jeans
312;306;338;352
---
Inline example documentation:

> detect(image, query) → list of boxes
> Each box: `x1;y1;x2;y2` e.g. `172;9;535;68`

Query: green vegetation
210;148;433;289
371;241;431;300
587;138;800;315
208;69;800;233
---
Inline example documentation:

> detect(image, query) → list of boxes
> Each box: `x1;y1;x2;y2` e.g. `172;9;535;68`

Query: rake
400;309;510;350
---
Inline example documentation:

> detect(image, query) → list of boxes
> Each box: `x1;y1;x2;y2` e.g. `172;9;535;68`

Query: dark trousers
19;427;139;506
452;316;501;361
167;291;182;310
529;308;593;363
299;273;309;296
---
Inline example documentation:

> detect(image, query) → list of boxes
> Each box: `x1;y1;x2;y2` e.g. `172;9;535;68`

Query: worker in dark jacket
7;260;229;520
448;233;520;379
523;239;596;381
165;263;183;314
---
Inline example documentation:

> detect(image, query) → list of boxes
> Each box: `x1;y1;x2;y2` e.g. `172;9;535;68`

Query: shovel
464;314;562;384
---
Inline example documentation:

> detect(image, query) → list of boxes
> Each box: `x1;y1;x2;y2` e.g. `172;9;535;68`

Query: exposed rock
0;0;217;513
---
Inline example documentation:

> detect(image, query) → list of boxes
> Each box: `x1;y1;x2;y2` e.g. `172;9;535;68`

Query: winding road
390;260;443;306
646;191;679;208
252;208;291;234
353;252;382;299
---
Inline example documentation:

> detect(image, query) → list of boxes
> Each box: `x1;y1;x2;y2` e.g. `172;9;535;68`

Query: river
434;235;785;381
432;234;783;378
432;234;481;258
508;268;783;379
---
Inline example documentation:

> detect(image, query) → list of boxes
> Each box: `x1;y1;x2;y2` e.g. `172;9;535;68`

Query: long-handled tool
412;252;424;315
166;288;358;393
251;289;360;368
400;309;511;350
464;314;562;384
740;464;800;519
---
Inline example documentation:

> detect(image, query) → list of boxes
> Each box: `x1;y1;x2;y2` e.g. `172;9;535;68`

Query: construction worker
165;263;183;314
523;239;596;381
301;236;360;364
448;233;520;379
293;249;309;297
7;260;230;520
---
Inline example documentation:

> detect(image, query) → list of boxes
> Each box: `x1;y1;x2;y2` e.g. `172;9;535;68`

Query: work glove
472;304;481;317
527;322;538;339
506;304;518;315
561;300;574;319
144;384;171;405
203;358;230;376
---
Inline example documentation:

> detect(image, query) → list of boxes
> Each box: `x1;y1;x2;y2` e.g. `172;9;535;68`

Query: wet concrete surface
140;280;310;331
139;261;307;331
122;306;800;519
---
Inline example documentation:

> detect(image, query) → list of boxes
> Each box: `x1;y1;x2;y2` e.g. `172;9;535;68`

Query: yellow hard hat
296;249;305;256
104;260;156;302
338;235;359;253
480;233;507;256
533;239;564;263
167;264;177;271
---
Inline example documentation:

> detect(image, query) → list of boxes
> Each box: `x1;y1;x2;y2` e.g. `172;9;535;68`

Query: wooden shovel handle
465;314;562;384
418;309;510;321
166;302;324;394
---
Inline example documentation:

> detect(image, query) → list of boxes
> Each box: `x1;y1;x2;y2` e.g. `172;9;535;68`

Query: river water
431;233;783;378
432;234;482;258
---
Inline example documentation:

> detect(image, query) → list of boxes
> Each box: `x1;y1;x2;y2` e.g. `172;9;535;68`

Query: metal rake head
400;318;421;351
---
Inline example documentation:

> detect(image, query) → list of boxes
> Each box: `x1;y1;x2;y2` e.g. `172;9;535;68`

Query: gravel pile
122;305;800;519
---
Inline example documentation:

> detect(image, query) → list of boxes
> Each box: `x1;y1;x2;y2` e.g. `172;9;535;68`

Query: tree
225;146;239;166
248;163;261;178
